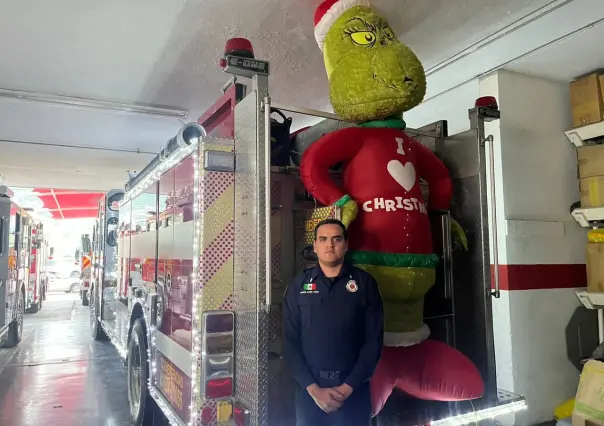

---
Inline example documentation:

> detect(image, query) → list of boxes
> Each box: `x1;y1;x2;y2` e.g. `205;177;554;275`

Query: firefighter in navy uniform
283;219;384;426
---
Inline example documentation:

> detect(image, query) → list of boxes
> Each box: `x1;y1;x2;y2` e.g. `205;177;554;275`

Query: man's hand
306;384;344;413
333;383;353;401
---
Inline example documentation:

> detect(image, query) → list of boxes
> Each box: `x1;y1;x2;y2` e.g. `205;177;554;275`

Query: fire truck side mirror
49;247;54;257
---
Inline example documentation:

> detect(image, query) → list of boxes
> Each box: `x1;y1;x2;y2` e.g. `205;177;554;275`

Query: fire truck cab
26;221;48;313
89;43;526;426
0;184;31;348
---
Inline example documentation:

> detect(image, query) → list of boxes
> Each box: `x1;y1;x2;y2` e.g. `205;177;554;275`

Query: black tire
1;290;24;348
128;319;154;424
69;282;80;294
27;300;39;314
82;290;89;306
89;289;107;341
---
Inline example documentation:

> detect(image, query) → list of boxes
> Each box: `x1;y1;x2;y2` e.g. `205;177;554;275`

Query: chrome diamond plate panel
233;88;269;426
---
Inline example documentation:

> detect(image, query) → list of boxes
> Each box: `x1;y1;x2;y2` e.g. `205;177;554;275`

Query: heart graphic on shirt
387;160;416;192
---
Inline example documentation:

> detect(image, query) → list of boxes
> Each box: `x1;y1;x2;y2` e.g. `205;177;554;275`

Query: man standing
283;218;384;426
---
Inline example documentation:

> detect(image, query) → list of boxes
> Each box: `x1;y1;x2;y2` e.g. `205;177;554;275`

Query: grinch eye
383;27;394;40
350;31;376;46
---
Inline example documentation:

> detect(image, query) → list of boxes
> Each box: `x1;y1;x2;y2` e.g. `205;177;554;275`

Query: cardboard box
578;145;604;179
586;243;604;293
573;360;604;426
580;176;604;207
571;73;604;128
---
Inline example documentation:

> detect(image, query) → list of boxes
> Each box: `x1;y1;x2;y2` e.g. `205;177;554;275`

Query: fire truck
26;221;48;313
0;184;32;348
79;233;92;306
88;40;527;426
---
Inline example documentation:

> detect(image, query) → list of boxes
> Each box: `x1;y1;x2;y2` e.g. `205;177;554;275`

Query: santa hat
314;0;371;51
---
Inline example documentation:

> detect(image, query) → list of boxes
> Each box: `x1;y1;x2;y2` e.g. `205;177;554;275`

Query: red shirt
300;126;452;255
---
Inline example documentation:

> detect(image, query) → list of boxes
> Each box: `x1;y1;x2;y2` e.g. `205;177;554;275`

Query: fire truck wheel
82;290;89;307
128;319;154;425
90;289;107;341
27;300;39;314
1;290;24;348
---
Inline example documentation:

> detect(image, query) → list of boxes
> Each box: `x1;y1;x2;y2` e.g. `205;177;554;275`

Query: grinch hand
300;0;483;416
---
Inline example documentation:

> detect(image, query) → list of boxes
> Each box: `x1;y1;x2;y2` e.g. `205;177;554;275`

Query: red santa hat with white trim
314;0;371;51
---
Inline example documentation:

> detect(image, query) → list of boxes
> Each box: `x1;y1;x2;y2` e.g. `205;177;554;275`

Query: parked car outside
46;258;80;293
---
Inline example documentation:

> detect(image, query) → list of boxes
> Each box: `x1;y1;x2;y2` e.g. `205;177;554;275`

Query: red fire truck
26;221;48;313
79;233;92;306
0;184;32;348
88;41;527;426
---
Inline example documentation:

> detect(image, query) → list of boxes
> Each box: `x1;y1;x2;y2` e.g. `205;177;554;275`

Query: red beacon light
475;96;498;110
219;37;255;68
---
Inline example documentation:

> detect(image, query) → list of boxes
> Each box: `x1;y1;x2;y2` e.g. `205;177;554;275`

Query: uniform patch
346;280;358;293
301;283;319;294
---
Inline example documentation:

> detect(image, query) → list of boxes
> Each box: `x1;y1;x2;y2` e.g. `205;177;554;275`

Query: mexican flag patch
303;283;316;291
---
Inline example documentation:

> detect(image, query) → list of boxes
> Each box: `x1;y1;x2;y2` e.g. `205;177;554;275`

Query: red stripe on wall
490;264;586;291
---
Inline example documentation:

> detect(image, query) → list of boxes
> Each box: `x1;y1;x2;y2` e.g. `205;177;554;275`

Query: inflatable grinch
300;0;484;416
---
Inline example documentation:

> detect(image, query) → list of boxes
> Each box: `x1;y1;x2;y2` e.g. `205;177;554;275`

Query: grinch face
322;6;426;122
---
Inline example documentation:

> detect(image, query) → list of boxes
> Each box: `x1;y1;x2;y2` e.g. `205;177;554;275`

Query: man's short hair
313;218;348;241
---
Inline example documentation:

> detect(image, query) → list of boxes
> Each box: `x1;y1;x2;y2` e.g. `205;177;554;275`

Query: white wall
405;80;480;136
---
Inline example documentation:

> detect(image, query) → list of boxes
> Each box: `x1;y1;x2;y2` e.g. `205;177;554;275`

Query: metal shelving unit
566;121;604;343
565;121;604;148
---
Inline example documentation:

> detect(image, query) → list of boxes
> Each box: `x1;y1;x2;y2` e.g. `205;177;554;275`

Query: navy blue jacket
282;262;384;390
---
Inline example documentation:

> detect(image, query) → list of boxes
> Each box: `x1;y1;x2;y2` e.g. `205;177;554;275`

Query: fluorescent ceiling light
0;88;188;119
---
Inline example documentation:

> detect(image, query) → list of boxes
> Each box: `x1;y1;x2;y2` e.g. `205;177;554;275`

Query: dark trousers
295;382;372;426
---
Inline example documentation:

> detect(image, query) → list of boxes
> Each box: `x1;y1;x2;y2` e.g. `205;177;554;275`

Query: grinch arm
344;272;384;390
299;127;365;206
412;138;452;210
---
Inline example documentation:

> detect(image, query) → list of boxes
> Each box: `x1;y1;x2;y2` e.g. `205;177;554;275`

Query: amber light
205;377;233;399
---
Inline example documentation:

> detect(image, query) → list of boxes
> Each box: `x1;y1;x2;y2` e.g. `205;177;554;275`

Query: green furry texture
323;6;427;123
347;250;440;268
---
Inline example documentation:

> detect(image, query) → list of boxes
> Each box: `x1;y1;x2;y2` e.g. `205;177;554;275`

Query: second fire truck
79;233;92;306
0;184;34;348
26;221;48;313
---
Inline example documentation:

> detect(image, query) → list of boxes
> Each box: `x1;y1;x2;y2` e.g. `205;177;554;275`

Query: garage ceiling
0;0;602;192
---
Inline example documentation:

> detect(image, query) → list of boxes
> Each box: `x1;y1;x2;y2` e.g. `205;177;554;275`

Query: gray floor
0;292;132;426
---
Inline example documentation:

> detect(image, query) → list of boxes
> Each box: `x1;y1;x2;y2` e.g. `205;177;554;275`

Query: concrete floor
0;292;132;426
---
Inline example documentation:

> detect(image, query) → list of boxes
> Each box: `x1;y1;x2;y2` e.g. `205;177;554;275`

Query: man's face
313;223;348;266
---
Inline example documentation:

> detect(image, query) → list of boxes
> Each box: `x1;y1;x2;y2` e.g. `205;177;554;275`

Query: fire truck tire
90;289;108;341
127;319;154;425
82;290;89;307
1;290;24;348
27;300;40;314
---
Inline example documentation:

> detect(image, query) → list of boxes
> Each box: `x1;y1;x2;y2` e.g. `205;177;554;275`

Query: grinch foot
370;340;484;417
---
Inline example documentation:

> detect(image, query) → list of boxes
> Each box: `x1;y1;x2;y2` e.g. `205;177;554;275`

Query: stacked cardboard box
578;145;604;208
570;71;604;128
578;145;604;292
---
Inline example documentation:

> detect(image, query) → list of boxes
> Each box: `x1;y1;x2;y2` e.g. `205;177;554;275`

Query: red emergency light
205;377;233;399
219;38;255;68
475;96;498;110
